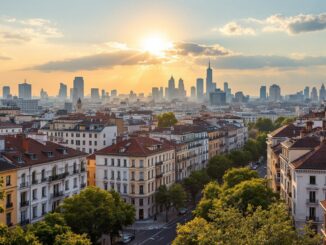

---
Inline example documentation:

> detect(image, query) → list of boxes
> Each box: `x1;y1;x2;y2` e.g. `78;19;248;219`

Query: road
129;212;192;245
256;161;267;178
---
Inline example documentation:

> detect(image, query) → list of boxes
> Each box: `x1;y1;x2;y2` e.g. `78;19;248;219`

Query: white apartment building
150;125;209;181
95;137;175;220
0;122;23;135
1;135;87;225
40;116;117;154
279;135;326;231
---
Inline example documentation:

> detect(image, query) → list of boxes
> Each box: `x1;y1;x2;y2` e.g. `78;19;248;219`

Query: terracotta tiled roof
286;136;321;149
96;137;174;157
320;200;326;210
269;124;302;138
292;143;326;170
152;125;206;135
2;135;86;167
0;157;18;171
0;122;22;129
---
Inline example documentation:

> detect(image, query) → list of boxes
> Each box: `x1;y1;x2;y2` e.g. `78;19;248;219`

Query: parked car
178;208;188;215
116;233;135;244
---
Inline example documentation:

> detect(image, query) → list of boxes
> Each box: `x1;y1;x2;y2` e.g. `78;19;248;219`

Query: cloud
0;16;62;43
0;55;11;60
263;13;326;34
169;42;230;56
28;50;162;72
218;22;256;36
197;55;326;70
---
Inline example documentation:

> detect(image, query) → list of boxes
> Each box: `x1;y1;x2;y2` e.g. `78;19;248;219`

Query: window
32;189;37;200
139;185;144;195
123;171;127;181
5;176;11;186
123;184;127;194
310;176;316;185
111;171;115;180
65;180;69;190
6;193;11;207
65;164;69;174
132;160;135;167
33;206;37;219
89;133;92;138
309;207;316;219
140;160;144;168
104;183;108;190
309;191;316;202
104;158;108;165
139;172;144;181
89;141;92;146
104;170;108;179
117;171;121;180
131;172;135;180
42;203;46;215
6;213;11;226
118;159;121;167
73;162;77;173
111;159;115;166
52;166;57;176
139;198;143;206
73;178;77;188
124;159;127;167
42;186;46;198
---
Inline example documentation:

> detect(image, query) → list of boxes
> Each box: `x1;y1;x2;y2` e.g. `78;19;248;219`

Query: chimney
306;121;313;133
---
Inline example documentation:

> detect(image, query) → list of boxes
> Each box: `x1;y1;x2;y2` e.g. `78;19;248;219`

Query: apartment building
40;114;117;154
0;135;87;225
95;137;175;220
0;122;23;135
0;158;18;226
150;125;209;181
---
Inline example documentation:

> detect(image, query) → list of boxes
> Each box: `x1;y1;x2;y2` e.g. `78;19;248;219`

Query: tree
254;118;274;132
169;183;187;210
28;213;70;245
183;170;210;204
220;178;277;213
157;112;178;128
155;185;171;222
0;224;41;245
54;231;91;245
59;186;135;243
243;139;260;161
174;203;322;245
227;150;252;167
222;167;259;189
206;155;232;182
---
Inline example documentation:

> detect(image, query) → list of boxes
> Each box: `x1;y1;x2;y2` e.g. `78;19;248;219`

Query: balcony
51;191;64;199
156;173;163;178
48;172;69;182
41;177;48;183
306;216;320;222
32;179;39;185
6;202;13;209
20;182;30;189
20;200;29;207
306;199;319;205
155;161;163;166
20;219;30;226
80;183;86;189
80;167;86;173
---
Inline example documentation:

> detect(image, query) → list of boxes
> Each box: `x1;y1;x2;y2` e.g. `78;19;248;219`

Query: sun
141;34;172;56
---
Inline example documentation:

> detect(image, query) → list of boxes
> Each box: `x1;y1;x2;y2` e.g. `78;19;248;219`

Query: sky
1;0;326;97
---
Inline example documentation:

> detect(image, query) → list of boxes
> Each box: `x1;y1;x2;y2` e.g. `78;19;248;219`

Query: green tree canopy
0;224;41;245
157;112;178;128
169;183;187;210
206;155;232;182
155;185;171;222
254;118;274;132
183;170;210;204
59;186;135;243
54;231;91;245
222;167;259;189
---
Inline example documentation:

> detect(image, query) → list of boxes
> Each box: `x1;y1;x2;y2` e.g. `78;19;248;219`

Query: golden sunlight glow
141;34;173;56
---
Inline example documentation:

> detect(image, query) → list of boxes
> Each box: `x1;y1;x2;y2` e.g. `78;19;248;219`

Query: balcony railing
156;173;163;178
32;179;38;185
80;167;86;173
51;191;64;199
6;202;13;208
155;161;163;166
20;200;29;207
306;216;320;222
41;177;48;183
20;219;30;226
20;182;29;189
306;199;319;204
48;172;69;182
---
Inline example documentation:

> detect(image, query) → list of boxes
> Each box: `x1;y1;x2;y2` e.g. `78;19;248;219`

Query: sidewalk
126;209;180;231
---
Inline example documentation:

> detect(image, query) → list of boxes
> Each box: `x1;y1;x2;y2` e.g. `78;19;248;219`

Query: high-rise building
303;86;310;100
269;84;281;102
190;86;196;98
91;88;100;100
206;60;213;95
111;89;117;98
40;88;48;99
196;78;204;101
58;83;67;99
72;77;84;103
18;81;32;99
319;84;326;101
2;86;10;99
159;87;164;99
260;86;267;100
167;76;176;100
152;87;160;101
209;89;226;106
311;87;318;102
178;78;186;98
223;82;228;93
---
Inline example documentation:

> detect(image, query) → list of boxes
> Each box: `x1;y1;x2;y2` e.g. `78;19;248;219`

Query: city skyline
1;0;326;96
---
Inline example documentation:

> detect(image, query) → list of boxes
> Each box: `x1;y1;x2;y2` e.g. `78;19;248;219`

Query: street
129;212;193;245
256;161;267;178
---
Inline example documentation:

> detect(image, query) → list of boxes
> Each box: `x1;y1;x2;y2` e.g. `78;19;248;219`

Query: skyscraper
190;86;196;98
167;76;176;100
111;89;117;97
72;76;84;103
260;86;267;100
152;87;160;101
209;89;226;106
58;83;67;99
319;84;326;101
196;78;204;101
2;86;10;99
178;78;186;98
206;60;213;95
304;86;310;100
18;81;32;99
91;88;100;100
269;84;281;102
311;87;318;102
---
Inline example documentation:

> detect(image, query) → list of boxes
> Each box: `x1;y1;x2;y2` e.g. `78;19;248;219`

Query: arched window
41;169;46;181
32;171;37;184
21;173;26;184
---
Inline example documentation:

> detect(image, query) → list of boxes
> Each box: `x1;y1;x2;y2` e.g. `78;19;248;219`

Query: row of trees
173;168;321;245
0;187;135;244
248;117;296;133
